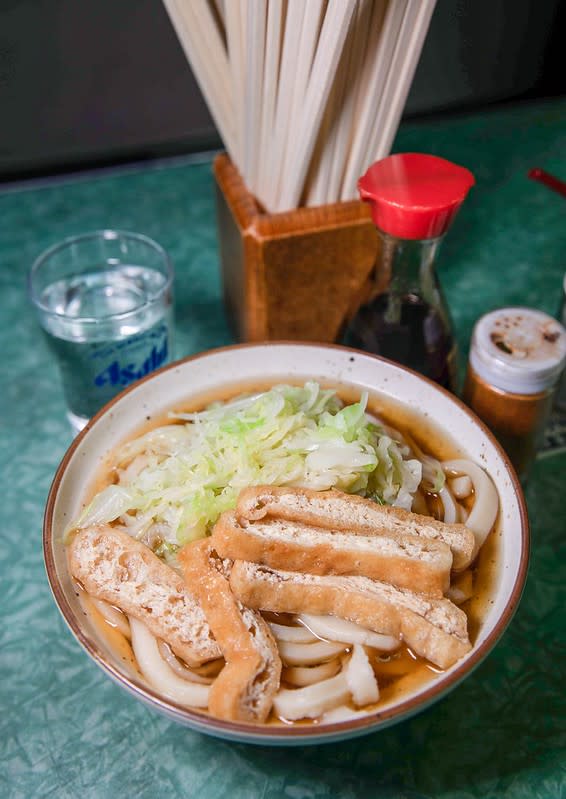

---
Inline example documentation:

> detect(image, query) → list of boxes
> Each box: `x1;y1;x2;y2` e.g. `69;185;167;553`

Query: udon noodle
68;381;499;724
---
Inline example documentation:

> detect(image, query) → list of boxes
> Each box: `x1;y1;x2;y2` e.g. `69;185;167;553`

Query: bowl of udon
44;343;528;745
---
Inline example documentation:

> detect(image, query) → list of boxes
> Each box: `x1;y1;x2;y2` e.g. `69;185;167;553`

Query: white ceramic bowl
44;343;529;745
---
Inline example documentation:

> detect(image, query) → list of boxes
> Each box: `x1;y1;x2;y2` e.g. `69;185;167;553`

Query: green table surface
1;99;565;799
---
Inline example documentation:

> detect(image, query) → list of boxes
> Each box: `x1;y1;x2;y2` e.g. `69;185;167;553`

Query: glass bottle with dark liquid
343;153;475;393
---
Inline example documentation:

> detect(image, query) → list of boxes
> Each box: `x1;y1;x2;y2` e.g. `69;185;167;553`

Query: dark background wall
0;0;563;182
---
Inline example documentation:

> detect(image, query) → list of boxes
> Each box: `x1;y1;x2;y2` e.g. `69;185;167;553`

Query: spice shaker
343;153;475;391
463;307;566;481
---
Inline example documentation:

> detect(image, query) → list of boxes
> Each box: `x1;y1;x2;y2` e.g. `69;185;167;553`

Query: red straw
528;168;566;199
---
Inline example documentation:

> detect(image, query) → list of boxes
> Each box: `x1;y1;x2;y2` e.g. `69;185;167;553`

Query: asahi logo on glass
94;323;169;388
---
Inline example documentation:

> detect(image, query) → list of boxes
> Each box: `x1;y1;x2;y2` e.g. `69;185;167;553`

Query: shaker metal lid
469;307;566;395
358;153;475;240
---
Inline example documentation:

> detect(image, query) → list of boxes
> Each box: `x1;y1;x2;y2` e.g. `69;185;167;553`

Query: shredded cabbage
71;382;421;554
420;454;446;494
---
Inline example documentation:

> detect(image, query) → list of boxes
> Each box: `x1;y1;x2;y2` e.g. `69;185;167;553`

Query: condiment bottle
343;153;475;391
463;307;566;482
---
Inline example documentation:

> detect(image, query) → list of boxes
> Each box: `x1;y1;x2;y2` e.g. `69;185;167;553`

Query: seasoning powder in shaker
463;307;566;481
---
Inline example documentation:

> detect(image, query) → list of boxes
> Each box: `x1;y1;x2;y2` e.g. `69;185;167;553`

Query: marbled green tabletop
1;99;565;799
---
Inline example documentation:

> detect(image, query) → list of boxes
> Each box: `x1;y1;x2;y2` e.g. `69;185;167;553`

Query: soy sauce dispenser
343;153;475;392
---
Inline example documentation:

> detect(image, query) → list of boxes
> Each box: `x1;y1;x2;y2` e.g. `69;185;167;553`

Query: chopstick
339;0;408;201
325;0;379;205
263;0;307;211
163;0;236;161
243;0;267;189
256;0;284;206
224;0;246;169
276;0;325;206
367;0;437;163
276;0;356;211
306;0;384;207
163;0;437;212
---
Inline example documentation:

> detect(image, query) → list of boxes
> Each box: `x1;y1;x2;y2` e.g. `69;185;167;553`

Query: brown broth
75;585;142;679
72;379;501;725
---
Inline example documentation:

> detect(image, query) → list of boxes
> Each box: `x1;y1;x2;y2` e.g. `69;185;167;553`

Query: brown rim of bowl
43;341;530;740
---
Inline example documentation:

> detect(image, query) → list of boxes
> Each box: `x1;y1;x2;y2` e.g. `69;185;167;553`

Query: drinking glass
29;230;174;433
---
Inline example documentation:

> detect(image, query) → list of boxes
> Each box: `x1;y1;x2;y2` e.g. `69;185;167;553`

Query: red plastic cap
358;153;475;240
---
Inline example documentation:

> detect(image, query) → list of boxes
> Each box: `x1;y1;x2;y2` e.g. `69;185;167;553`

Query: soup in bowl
44;343;528;745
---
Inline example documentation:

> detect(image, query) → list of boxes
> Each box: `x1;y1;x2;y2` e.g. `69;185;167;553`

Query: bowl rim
43;341;530;741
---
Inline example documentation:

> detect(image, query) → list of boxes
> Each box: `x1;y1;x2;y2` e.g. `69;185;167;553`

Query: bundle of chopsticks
162;0;437;213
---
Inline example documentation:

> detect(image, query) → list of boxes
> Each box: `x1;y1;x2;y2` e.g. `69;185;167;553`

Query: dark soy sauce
344;292;457;391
